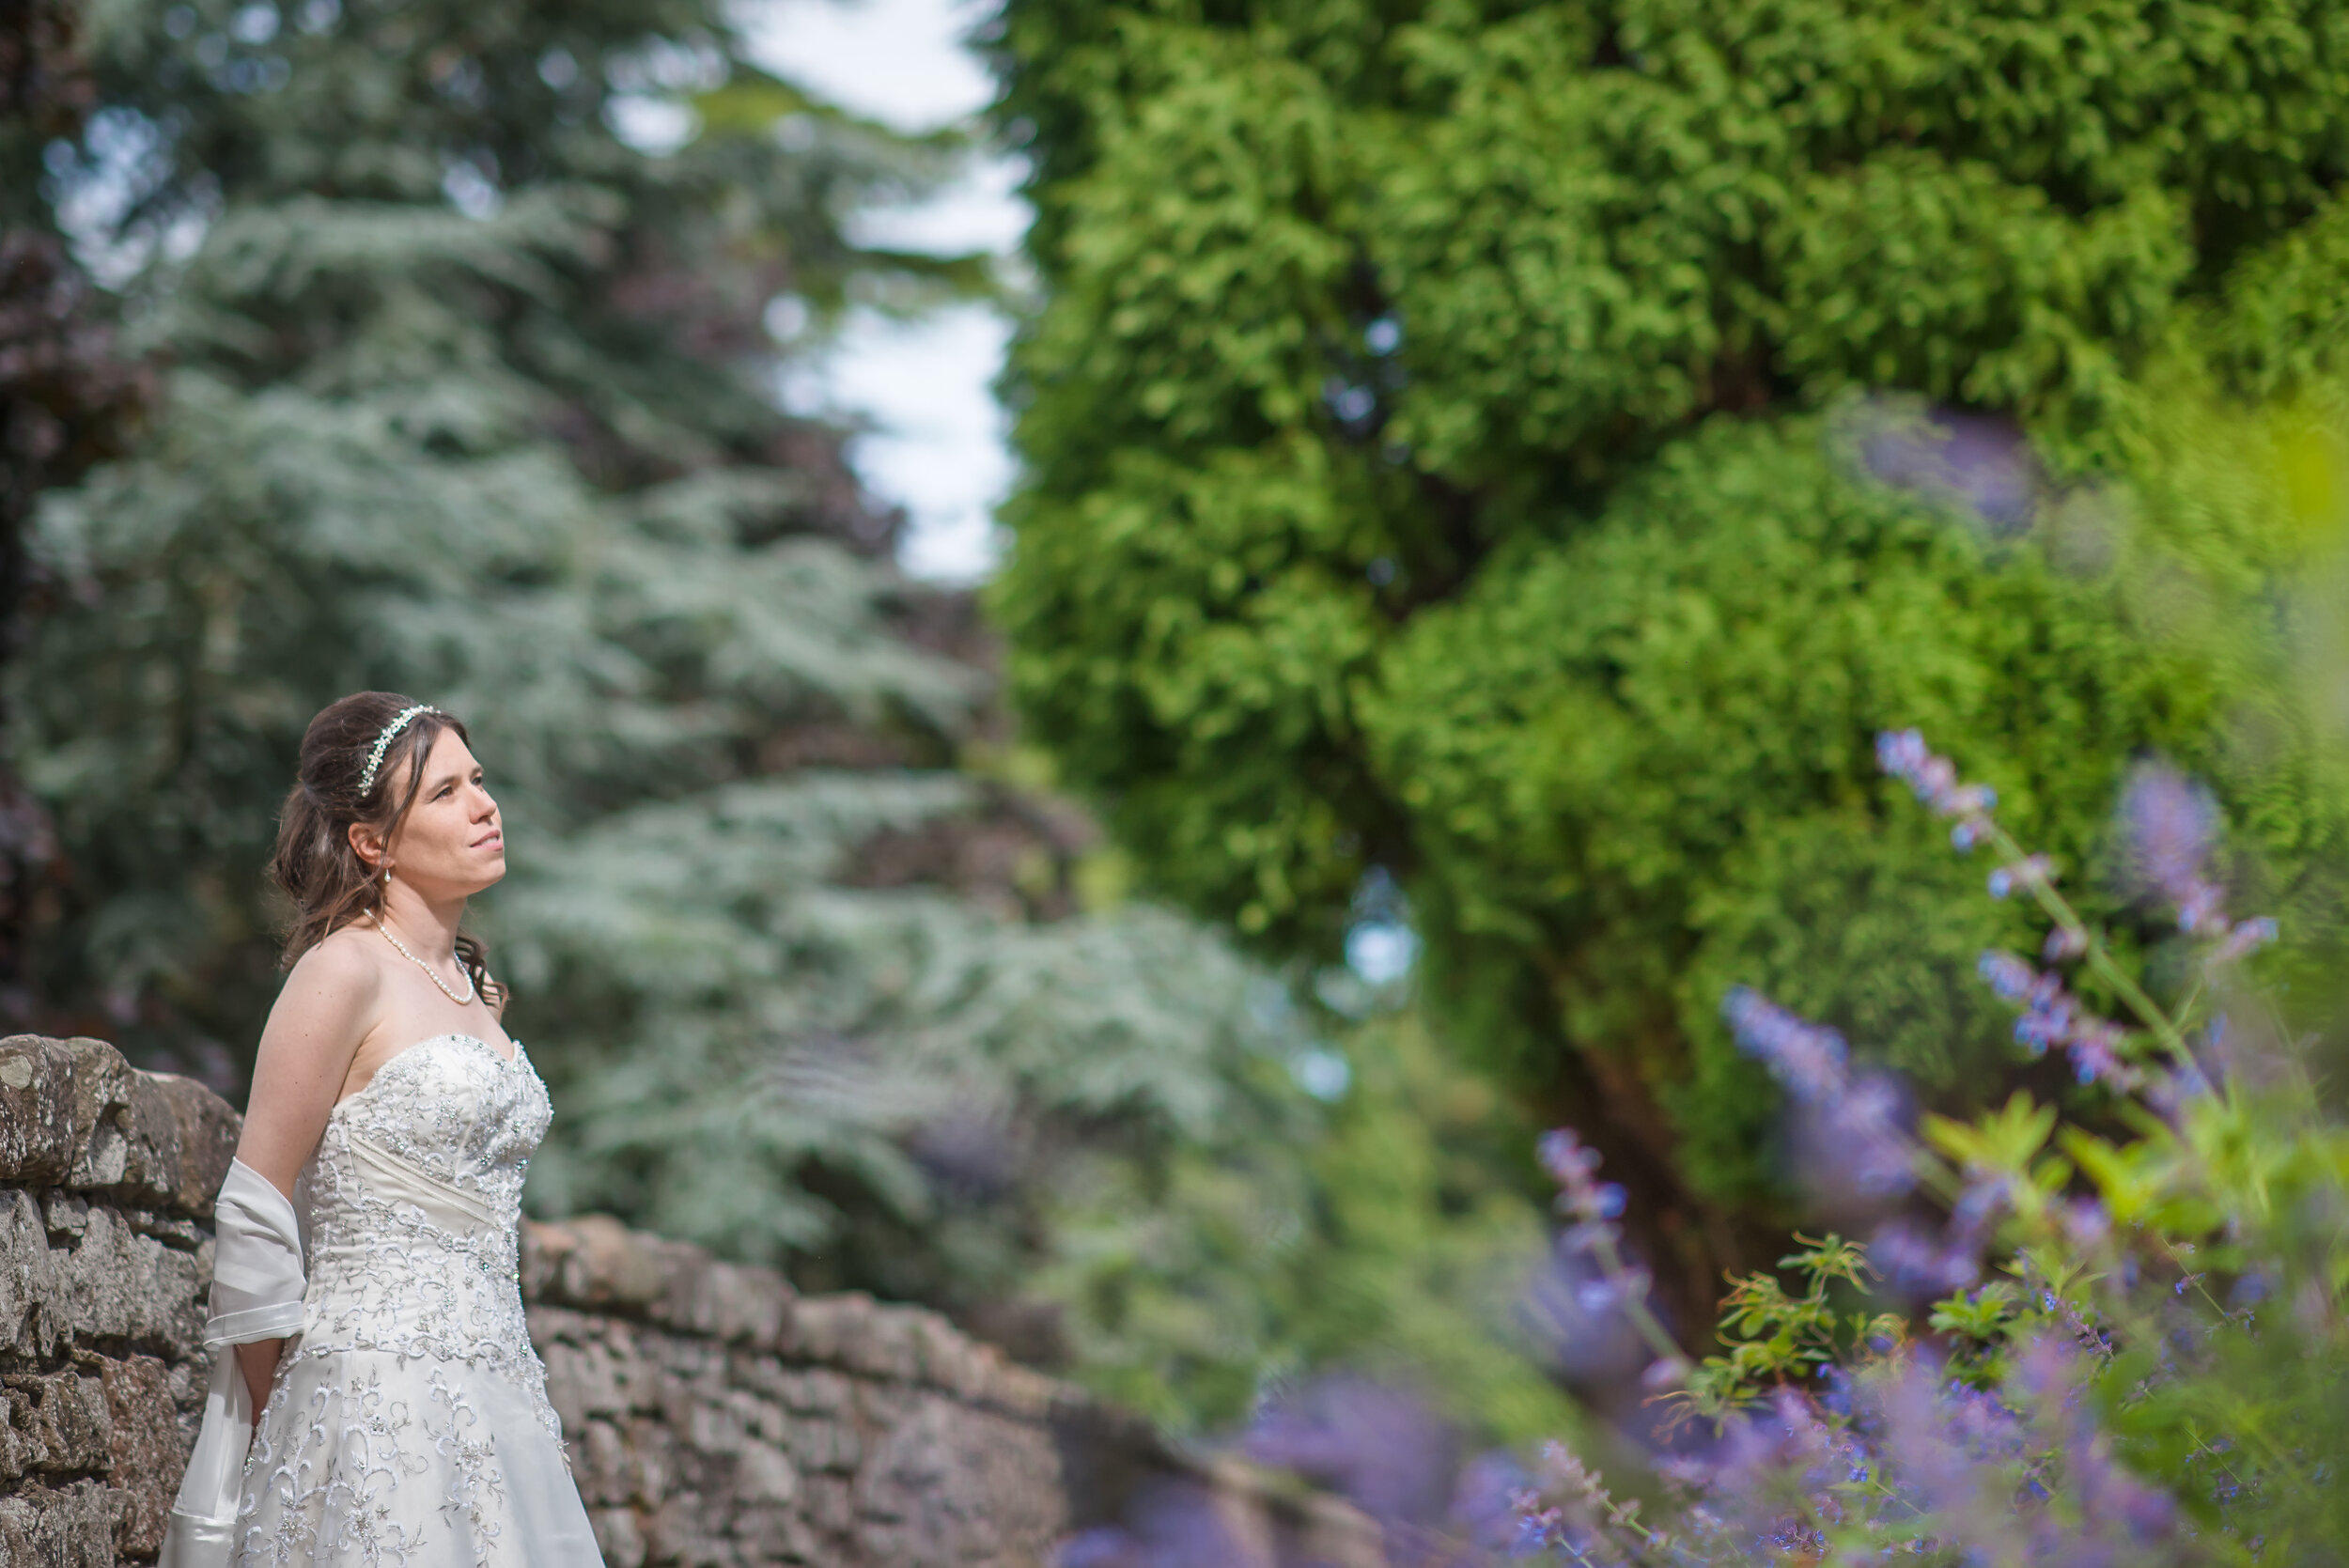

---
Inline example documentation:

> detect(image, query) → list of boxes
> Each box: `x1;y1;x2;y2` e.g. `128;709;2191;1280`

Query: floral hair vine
357;704;442;796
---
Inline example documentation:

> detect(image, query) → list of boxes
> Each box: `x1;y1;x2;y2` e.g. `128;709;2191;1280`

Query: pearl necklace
375;917;477;1005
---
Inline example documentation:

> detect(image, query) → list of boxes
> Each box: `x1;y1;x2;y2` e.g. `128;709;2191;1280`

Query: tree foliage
987;0;2349;1318
14;0;1320;1333
0;0;149;984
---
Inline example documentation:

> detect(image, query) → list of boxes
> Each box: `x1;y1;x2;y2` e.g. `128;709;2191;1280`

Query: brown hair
270;691;503;1004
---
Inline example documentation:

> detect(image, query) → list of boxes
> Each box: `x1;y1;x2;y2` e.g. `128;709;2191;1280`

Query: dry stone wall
0;1036;1384;1568
0;1034;241;1565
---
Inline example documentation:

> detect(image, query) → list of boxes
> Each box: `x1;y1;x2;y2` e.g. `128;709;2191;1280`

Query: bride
163;692;602;1566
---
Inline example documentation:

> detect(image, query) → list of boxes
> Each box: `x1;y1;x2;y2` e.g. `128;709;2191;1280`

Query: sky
742;0;1025;582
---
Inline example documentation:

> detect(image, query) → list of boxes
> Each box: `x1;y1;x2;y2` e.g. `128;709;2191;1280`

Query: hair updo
271;691;502;1003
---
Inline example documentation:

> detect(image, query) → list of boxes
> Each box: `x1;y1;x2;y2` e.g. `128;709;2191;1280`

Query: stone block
730;1389;786;1448
910;1312;978;1396
728;1440;798;1506
782;1293;872;1368
524;1300;597;1352
0;1478;130;1568
0;1402;29;1483
148;1073;240;1218
540;1336;634;1433
785;1414;857;1475
851;1378;917;1432
578;1418;631;1507
684;1393;748;1458
590;1506;649;1568
852;1402;1069;1568
60;1037;199;1210
122;1208;206;1250
726;1500;817;1563
801;1473;853;1537
101;1354;185;1558
660;1254;790;1351
647;1334;725;1401
844;1305;923;1382
0;1035;241;1217
538;1215;669;1314
55;1037;137;1188
519;1218;574;1303
622;1417;676;1507
643;1489;726;1567
0;1038;77;1188
0;1188;63;1360
982;1360;1064;1422
770;1367;850;1419
57;1205;206;1357
40;1192;87;1241
6;1373;112;1475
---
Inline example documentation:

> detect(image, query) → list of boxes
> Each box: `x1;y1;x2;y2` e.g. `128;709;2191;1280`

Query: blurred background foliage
987;0;2349;1328
8;0;2349;1488
0;0;1566;1440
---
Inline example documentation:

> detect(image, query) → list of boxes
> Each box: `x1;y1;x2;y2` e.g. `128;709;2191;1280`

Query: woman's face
378;726;506;896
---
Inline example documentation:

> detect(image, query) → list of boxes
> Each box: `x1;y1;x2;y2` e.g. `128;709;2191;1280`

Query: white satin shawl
160;1157;306;1568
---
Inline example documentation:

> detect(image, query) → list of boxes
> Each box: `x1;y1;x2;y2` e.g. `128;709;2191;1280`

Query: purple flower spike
1878;731;2000;859
1820;1074;1916;1197
1978;951;2037;1001
2122;765;2214;897
2212;917;2278;964
1537;1128;1628;1229
2067;1023;2140;1093
1872;1219;1982;1295
2119;763;2242;937
1988;855;2054;899
1722;986;1849;1100
2058;1197;2111;1251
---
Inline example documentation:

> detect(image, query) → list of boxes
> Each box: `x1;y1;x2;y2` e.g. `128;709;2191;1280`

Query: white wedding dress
230;1032;602;1566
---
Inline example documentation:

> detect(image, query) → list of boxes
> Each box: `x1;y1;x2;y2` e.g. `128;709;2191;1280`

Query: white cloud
742;0;999;132
742;0;1025;583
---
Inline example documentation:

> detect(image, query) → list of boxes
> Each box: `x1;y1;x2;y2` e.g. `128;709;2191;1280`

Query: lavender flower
1816;1073;1916;1197
1871;1219;1982;1295
1054;1478;1269;1568
2210;916;2278;965
1244;1378;1459;1540
1989;854;2056;899
2121;764;2220;925
1724;988;1917;1204
1847;397;2045;532
1721;986;1848;1100
1975;953;2139;1089
1876;728;1998;848
1520;1233;1656;1385
1536;1129;1625;1225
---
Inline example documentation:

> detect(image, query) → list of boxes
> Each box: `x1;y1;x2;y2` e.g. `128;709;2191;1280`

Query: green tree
15;0;1310;1331
986;0;2349;1322
1040;1007;1582;1439
0;0;148;983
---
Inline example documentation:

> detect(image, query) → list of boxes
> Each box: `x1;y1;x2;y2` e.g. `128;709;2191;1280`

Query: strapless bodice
228;1032;598;1565
290;1033;553;1379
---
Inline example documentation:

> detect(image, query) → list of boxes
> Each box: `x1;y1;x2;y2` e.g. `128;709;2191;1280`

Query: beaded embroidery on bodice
235;1032;600;1565
318;1032;544;1217
290;1033;552;1382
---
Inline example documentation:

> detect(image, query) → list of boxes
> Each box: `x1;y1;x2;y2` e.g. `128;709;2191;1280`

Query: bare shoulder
263;927;386;1061
286;925;388;1004
241;929;386;1190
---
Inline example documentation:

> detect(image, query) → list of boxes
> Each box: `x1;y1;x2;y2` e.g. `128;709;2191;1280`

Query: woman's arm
229;938;379;1416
